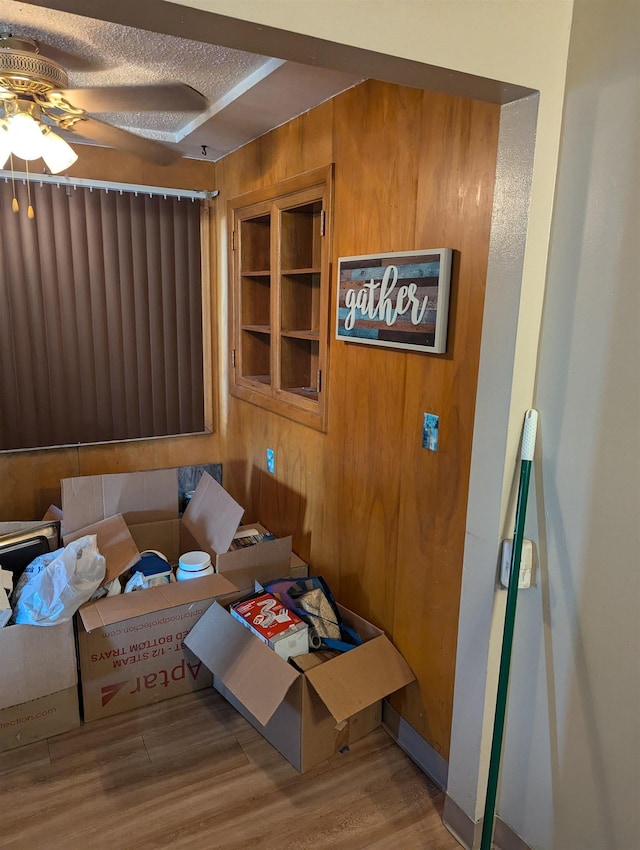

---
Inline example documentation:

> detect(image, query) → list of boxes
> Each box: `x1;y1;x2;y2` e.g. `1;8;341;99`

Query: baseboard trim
381;704;532;850
442;794;533;850
381;700;449;790
443;794;481;849
493;817;533;850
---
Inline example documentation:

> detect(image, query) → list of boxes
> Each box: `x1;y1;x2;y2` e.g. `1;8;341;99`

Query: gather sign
336;249;452;354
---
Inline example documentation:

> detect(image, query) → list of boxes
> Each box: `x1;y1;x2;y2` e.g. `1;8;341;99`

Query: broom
480;408;539;850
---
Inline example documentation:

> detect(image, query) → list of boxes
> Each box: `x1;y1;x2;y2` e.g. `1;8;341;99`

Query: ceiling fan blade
70;116;181;165
51;83;208;114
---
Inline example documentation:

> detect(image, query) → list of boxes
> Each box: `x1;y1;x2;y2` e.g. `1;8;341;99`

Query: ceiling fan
0;33;208;169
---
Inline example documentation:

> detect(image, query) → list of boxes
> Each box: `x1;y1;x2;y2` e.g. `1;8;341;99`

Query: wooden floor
1;689;462;850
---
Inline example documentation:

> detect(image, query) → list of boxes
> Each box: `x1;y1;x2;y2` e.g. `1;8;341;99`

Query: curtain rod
0;170;218;201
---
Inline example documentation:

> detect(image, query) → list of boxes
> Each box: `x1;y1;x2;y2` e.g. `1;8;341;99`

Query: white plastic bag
11;535;106;626
12;547;63;598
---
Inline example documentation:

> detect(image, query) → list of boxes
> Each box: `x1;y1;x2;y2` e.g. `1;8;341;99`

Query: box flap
338;603;385;643
64;514;140;583
62;469;178;536
0;620;77;710
291;650;338;672
42;505;63;523
77;572;237;631
217;535;292;591
184;601;299;726
181;472;244;557
304;634;415;724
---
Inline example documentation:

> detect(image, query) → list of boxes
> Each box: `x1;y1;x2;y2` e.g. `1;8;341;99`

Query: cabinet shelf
281;329;319;340
241;324;272;335
229;165;333;432
281;267;320;276
288;387;319;401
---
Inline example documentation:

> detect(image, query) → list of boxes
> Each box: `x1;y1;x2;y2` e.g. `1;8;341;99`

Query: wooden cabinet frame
228;165;333;431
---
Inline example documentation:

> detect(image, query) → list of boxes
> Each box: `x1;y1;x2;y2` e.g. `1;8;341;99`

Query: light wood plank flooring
1;689;462;849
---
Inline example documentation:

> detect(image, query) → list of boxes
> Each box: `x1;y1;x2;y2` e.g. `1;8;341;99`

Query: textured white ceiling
0;1;362;161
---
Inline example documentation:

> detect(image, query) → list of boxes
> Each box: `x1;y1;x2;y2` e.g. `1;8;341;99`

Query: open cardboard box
0;620;79;751
61;468;305;721
0;521;79;751
62;468;302;591
185;594;415;772
74;571;237;722
0;621;80;752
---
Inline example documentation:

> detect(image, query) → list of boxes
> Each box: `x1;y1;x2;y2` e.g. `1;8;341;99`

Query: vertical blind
0;179;205;451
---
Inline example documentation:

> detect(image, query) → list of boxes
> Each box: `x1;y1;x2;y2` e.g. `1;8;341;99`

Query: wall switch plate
500;538;534;589
422;413;439;451
266;448;275;474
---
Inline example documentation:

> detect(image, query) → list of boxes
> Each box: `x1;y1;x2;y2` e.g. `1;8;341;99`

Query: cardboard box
76;572;237;721
185;598;415;772
61;468;297;588
0;619;80;751
0;520;77;751
62;468;302;722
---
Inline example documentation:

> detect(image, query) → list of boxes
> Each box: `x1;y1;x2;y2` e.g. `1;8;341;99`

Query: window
0;178;210;452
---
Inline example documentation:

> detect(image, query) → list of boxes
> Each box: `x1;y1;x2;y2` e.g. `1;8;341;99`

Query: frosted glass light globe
40;128;78;173
7;112;45;161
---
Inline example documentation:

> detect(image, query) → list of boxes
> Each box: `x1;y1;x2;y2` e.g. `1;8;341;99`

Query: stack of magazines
228;529;276;551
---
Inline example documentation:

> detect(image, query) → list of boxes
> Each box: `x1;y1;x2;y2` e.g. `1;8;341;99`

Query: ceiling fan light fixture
5;103;44;160
40;127;77;173
0;98;77;174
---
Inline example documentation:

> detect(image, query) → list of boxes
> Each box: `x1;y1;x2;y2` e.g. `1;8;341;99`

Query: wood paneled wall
2;80;499;760
0;147;221;521
215;80;499;758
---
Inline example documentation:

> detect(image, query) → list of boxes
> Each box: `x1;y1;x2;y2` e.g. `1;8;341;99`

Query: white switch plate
500;538;534;589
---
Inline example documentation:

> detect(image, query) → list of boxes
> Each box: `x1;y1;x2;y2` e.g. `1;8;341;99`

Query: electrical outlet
266;448;275;474
500;538;534;589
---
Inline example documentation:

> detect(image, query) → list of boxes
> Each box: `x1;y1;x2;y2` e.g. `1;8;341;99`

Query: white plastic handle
521;409;538;462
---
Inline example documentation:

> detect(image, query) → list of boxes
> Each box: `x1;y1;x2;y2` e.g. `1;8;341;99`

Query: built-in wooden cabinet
228;166;333;431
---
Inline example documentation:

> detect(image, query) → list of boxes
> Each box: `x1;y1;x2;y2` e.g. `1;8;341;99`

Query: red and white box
230;592;308;660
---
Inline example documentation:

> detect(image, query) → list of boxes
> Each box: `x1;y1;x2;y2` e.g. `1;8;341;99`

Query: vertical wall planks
216;80;499;758
3;80;499;762
326;82;424;629
391;92;501;755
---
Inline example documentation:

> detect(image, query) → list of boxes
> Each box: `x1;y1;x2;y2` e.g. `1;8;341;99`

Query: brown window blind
0;179;205;451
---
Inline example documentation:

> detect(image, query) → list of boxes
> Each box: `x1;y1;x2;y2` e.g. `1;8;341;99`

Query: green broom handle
480;409;538;850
